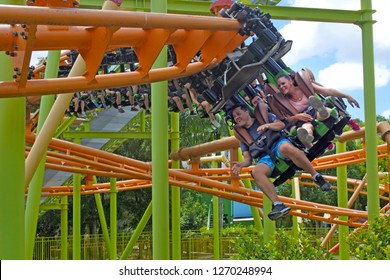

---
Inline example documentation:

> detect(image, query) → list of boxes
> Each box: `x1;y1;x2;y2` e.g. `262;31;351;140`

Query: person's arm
257;119;285;133
312;83;360;108
286;113;313;124
231;151;252;175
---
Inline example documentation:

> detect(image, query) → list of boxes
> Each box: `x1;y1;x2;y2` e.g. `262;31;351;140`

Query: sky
29;0;389;121
273;0;390;121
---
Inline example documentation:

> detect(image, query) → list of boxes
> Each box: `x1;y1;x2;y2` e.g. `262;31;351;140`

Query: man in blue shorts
231;104;331;220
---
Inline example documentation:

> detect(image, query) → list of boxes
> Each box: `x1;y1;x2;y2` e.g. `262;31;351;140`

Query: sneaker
297;127;314;147
65;111;73;117
190;110;197;116
118;107;125;113
131;106;139;112
348;119;361;131
182;111;189;119
80;112;87;118
145;109;151;115
313;174;332;191
268;203;291;221
210;119;221;128
327;143;335;152
309;96;330;119
92;111;98;117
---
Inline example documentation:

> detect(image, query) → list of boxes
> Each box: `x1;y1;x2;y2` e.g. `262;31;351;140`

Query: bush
347;215;390;260
231;228;333;260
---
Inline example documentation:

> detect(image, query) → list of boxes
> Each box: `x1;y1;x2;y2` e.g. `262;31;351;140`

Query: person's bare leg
183;94;193;110
251;163;280;202
143;94;150;110
279;142;317;176
115;92;121;106
173;96;185;113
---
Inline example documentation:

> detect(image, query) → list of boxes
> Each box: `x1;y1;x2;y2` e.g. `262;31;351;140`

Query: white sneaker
80;112;87;118
210;119;221;128
309;96;330;119
297;127;314;148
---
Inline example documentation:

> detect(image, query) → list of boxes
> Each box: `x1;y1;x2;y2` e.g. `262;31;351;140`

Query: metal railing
33;229;339;260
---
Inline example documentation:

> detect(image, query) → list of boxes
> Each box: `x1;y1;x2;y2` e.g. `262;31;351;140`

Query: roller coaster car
265;69;350;162
209;3;291;114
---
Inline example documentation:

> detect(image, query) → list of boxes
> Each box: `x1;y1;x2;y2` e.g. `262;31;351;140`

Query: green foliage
177;114;230;148
180;190;208;230
347;215;390;260
230;228;333;260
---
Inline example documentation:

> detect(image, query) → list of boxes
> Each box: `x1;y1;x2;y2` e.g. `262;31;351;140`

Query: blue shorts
256;138;291;172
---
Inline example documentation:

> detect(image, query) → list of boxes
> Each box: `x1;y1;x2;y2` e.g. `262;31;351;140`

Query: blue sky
272;0;390;122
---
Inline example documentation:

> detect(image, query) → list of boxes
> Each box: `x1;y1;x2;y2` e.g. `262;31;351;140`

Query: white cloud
317;62;363;91
317;62;390;91
278;0;390;121
381;109;390;119
30;51;48;67
279;0;390;76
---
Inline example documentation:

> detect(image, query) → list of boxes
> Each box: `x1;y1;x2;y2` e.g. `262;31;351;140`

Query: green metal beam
151;0;170;261
120;202;152;260
63;131;161;139
360;0;379;222
336;142;350;260
0;0;25;261
170;112;181;260
110;177;118;260
25;50;60;260
60;196;68;260
259;6;365;24
79;0;223;15
78;1;367;24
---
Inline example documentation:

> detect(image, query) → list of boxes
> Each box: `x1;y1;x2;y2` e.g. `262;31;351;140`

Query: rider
231;102;332;220
276;73;360;148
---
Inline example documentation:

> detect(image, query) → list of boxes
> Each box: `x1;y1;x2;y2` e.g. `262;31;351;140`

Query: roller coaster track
25;123;390;228
0;3;245;98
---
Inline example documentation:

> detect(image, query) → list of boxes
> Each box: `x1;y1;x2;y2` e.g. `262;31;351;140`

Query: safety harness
233;101;282;163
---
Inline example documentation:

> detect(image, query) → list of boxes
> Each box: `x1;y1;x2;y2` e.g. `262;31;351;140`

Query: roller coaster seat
231;101;297;185
265;69;350;158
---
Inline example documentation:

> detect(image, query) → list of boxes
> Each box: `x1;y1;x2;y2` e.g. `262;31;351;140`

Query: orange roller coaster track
0;4;245;98
25;122;390;228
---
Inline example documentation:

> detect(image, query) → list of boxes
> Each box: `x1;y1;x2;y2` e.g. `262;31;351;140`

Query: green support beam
72;168;81;260
63;131;160;139
120;202;152;260
110;177;118;260
170;112;182;260
151;0;169;261
336;142;350;260
60;196;68;260
94;192;112;258
78;0;365;24
0;0;25;260
359;0;379;222
25;50;60;260
259;6;364;23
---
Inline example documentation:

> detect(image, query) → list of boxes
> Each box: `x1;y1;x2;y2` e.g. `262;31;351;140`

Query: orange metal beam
0;5;244;98
24;130;389;227
0;5;241;29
